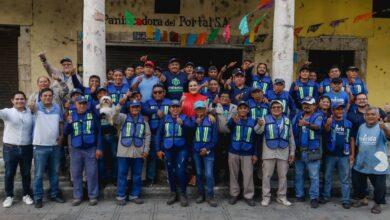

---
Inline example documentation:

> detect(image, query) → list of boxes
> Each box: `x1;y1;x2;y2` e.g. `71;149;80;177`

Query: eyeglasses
153;91;163;94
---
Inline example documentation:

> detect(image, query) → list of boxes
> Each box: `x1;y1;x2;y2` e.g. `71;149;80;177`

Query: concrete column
272;0;295;89
83;0;106;86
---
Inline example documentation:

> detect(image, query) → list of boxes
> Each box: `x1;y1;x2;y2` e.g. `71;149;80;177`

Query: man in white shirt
1;91;34;208
31;88;65;208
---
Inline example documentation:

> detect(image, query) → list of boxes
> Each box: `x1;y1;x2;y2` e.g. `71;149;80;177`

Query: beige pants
262;159;288;199
228;153;254;199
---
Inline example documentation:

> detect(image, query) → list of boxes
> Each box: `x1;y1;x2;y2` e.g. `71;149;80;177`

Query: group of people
1;53;389;215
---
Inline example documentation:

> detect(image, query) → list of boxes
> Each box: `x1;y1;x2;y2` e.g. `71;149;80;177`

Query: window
155;0;180;14
373;0;390;18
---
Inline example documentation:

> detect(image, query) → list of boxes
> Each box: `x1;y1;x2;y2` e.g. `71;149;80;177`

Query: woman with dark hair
181;80;208;118
318;96;332;119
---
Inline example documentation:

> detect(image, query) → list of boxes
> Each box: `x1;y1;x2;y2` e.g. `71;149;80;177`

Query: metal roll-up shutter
0;26;19;109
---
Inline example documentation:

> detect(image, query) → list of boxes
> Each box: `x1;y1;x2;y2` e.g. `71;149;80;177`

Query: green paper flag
207;28;220;42
124;10;135;27
253;13;267;27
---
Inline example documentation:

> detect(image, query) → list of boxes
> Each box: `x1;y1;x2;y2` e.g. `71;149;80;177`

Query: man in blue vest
289;66;319;109
227;101;262;206
344;66;367;98
320;103;355;209
325;77;350;112
160;58;188;100
194;66;210;94
319;66;347;94
225;69;251;104
113;100;151;206
192;101;218;207
258;100;296;207
142;84;172;186
64;96;103;206
156;100;194;207
292;96;323;208
106;69;130;106
250;63;273;93
266;79;297;118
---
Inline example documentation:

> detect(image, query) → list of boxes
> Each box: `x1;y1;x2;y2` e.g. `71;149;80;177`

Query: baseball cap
251;87;263;93
194;101;206;109
274;78;285;85
60;57;72;64
96;87;107;93
208;66;217;71
331;77;343;84
237;101;249;107
170;100;181;106
299;66;310;72
346;66;359;72
129;100;141;107
185;62;195;67
332;102;345;109
144;60;155;68
76;96;87;103
301;96;316;105
155;66;162;72
270;100;284;107
195;66;205;73
232;68;244;76
131;89;141;95
70;88;83;96
169;58;180;64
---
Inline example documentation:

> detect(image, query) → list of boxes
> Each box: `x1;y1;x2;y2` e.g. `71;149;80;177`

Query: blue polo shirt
131;74;160;102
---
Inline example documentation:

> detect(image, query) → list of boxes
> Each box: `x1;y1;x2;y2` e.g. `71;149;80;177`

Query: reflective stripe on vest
120;115;145;147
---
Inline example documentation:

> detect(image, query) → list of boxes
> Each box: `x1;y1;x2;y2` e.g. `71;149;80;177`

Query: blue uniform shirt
163;71;188;100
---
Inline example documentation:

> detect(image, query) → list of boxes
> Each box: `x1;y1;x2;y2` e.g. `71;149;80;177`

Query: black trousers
352;169;387;204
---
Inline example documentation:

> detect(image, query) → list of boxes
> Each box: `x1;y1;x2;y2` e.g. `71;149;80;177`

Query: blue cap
208;66;217;71
270;100;283;107
131;89;141;95
70;88;83;96
169;58;180;64
232;68;244;76
301;96;316;105
76;96;87;103
331;77;343;84
195;66;205;73
274;78;285;85
185;62;195;67
96;87;107;93
170;100;181;106
332;102;345;109
60;56;72;64
237;101;249;107
251;87;263;93
129;100;141;107
194;101;206;109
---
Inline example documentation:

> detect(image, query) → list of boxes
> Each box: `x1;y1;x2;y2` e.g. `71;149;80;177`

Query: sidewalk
0;197;389;220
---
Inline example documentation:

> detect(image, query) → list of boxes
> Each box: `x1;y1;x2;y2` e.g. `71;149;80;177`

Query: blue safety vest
293;111;322;150
252;74;272;93
231;118;256;152
345;78;367;96
248;99;269;120
293;80;317;101
120;114;145;148
264;114;290;149
84;87;91;102
162;114;188;149
147;98;171;131
193;117;214;151
327;118;352;155
197;77;210;94
266;91;291;115
321;78;347;94
107;84;129;105
70;111;97;148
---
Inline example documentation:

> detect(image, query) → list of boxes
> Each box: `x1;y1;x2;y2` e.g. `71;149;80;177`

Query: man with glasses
142;84;172;186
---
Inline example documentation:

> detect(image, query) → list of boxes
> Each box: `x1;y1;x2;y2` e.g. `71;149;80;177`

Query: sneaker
371;204;382;214
296;197;305;202
167;192;178;205
130;197;144;204
342;202;351;209
89;199;98;206
229;196;238;205
23;195;34;205
352;198;369;208
116;199;126;206
72;199;82;206
179;194;188;207
310;199;319;209
2;197;13;208
276;197;292;207
196;195;205;204
206;197;218;207
261;197;271;207
245;199;256;207
35;199;43;209
319;197;330;204
50;196;65;203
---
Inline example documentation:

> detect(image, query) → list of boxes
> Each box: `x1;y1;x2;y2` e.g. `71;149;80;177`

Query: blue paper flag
239;15;249;36
154;29;161;41
187;34;197;45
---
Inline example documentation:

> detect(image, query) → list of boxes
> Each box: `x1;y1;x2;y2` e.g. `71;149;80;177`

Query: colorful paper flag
187;34;197;45
180;33;187;47
146;26;153;40
154;29;161;41
307;23;323;33
196;32;207;45
239;15;249;36
353;12;373;23
207;28;220;42
124;10;135;27
294;27;303;37
257;0;273;10
162;31;168;42
253;13;267;27
169;31;179;42
223;24;231;43
330;18;348;28
249;30;255;44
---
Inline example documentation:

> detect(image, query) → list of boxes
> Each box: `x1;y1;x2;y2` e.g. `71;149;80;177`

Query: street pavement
0;196;389;220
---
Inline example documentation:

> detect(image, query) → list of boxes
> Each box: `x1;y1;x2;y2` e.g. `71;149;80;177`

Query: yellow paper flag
181;33;188;46
146;26;154;40
249;30;255;43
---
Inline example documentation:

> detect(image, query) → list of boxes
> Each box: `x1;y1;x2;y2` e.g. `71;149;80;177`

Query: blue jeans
165;147;188;194
3;144;33;197
146;137;157;181
71;147;99;199
33;145;61;201
322;156;350;203
295;154;321;200
116;157;144;200
193;152;215;197
98;134;118;181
